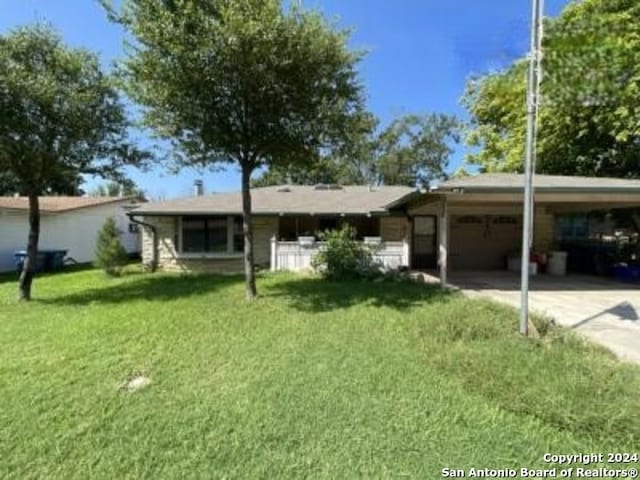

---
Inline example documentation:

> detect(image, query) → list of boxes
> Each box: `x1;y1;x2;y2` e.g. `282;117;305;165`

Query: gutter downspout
127;213;158;272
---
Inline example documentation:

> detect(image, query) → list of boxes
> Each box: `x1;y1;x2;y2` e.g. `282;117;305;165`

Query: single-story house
129;184;418;273
0;196;143;273
129;174;640;280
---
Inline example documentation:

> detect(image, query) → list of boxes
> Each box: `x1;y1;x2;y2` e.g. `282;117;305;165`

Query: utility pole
520;0;544;336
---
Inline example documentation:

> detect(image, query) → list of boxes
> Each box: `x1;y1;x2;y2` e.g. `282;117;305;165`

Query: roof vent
314;184;343;191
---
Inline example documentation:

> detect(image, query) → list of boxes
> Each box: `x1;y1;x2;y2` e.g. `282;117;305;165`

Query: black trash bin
14;251;47;273
41;250;68;270
14;249;67;273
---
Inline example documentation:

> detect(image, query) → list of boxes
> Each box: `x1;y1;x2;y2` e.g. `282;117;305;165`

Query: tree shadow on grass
0;263;97;285
264;277;452;313
39;273;244;306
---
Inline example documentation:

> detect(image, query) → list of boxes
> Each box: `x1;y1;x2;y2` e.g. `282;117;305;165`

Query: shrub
311;224;381;280
95;217;128;276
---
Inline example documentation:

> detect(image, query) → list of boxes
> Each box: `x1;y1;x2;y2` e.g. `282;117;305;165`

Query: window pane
233;217;244;253
206;218;228;252
182;218;207;252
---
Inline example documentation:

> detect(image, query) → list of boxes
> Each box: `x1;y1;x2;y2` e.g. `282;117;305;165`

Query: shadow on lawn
40;273;244;306
265;277;451;313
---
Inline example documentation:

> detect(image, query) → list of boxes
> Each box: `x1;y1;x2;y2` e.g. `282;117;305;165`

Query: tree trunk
18;194;40;301
241;164;257;300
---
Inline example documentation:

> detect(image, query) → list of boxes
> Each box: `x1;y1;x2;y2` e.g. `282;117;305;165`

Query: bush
311;224;381;280
95;217;128;276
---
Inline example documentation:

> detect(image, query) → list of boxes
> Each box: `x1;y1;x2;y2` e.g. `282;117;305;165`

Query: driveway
433;271;640;364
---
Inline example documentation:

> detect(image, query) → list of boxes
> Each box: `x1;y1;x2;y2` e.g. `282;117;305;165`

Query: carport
408;174;640;284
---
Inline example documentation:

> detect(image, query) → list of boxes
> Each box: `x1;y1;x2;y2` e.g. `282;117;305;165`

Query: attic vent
314;184;343;191
277;187;291;193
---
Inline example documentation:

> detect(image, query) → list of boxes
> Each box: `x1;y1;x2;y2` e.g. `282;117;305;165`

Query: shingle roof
131;185;417;216
435;174;640;192
0;196;137;213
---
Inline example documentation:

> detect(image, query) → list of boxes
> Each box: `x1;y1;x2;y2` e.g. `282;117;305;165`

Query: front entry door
412;216;437;269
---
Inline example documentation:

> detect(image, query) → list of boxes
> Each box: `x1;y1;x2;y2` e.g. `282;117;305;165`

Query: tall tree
0;25;146;300
463;0;640;177
253;113;460;188
104;0;364;299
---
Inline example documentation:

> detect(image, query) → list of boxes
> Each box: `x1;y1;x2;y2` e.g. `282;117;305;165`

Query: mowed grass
1;268;639;478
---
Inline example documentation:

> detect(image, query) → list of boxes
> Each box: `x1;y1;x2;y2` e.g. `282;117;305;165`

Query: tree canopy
463;0;640;177
253;113;460;188
0;24;145;300
90;178;146;198
104;0;365;298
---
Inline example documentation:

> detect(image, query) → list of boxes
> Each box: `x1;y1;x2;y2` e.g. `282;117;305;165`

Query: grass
1;268;639;478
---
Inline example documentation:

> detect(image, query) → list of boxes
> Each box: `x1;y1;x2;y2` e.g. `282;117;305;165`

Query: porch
270;237;410;272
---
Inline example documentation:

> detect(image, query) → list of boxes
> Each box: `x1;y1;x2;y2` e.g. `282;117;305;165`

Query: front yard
1;268;639;478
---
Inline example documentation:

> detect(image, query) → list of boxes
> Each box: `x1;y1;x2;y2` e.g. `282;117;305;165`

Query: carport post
520;0;544;336
439;197;448;286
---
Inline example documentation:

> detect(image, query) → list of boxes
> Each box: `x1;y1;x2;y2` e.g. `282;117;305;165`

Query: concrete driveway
442;271;640;364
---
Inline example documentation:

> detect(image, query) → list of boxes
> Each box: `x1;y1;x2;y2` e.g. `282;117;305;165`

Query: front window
181;216;243;254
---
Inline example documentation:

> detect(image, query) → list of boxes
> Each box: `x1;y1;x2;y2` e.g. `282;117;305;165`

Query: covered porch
270;213;411;272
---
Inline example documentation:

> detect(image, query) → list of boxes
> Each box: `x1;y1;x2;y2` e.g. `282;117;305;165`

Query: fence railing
270;237;409;272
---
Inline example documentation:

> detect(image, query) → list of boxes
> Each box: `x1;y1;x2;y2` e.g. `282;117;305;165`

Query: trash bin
547;251;568;276
14;249;67;273
41;250;68;270
14;251;47;273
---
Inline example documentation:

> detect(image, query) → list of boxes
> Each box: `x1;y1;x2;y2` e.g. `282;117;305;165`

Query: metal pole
520;0;544;336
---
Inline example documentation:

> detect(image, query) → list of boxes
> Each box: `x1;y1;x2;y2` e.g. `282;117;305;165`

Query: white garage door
450;215;522;270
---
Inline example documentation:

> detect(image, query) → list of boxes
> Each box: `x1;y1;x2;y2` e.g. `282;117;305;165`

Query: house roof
131;185;418;216
435;174;640;193
0;196;138;213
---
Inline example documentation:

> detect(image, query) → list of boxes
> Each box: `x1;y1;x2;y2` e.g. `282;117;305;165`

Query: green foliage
463;0;640;177
0;171;85;196
94;217;129;276
0;24;147;195
104;0;364;172
311;224;379;280
253;112;460;188
90;178;146;199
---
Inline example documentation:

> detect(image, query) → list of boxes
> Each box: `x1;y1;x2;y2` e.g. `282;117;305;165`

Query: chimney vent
194;180;204;197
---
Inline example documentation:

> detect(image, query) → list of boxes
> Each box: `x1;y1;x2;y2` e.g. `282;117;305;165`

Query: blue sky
1;0;571;198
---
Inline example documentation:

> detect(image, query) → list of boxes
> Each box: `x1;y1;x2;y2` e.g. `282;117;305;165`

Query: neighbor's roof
435;174;640;193
131;185;418;216
0;196;138;213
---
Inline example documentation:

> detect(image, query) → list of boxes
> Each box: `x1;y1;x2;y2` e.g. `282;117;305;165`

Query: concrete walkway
422;271;640;364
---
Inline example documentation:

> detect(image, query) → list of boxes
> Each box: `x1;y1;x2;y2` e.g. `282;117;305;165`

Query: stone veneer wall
140;215;278;273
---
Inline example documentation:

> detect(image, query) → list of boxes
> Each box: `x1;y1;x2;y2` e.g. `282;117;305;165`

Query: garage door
450;215;522;270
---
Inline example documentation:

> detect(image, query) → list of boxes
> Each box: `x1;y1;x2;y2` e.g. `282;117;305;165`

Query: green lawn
1;268;639;478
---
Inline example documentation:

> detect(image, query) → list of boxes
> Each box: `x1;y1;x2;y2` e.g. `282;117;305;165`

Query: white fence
270;237;410;272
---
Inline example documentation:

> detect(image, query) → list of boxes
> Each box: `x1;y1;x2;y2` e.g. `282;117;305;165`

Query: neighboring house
130;174;640;278
0;196;143;273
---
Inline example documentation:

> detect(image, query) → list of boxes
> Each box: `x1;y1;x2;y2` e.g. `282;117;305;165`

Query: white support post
270;235;277;272
402;237;410;268
439;198;449;286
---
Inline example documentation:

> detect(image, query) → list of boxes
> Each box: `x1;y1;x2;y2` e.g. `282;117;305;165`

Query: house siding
380;216;411;242
141;215;278;273
534;207;554;252
0;201;140;273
